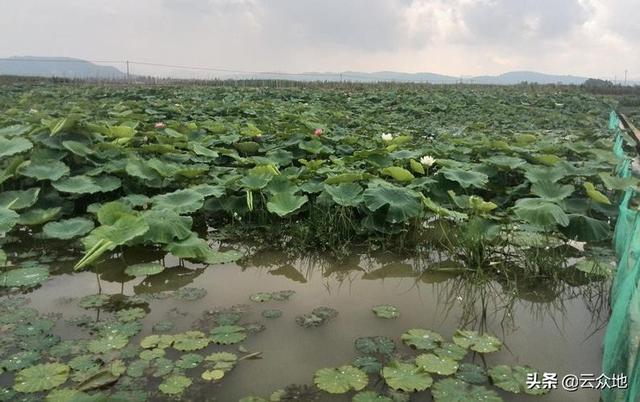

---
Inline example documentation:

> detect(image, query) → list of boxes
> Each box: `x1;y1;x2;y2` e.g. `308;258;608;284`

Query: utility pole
126;60;130;82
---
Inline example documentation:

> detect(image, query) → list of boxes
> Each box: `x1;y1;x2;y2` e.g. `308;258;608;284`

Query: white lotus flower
420;155;436;167
381;133;393;142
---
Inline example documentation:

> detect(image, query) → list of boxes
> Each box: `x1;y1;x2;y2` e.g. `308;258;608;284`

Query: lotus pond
0;82;635;401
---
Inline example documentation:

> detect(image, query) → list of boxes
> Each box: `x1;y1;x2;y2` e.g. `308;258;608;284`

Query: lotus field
0;82;633;401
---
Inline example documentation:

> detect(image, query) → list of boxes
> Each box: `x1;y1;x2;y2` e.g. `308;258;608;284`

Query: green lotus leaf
164;233;222;262
126;360;149;378
152;320;175;333
353;391;393;402
14;363;70;393
18;207;61;226
2;351;41;371
488;365;548;395
189;142;219;158
267;192;308;217
158;375;192;395
262;309;282;319
202;369;225;381
152;189;204;214
314;365;368;394
363;182;421;223
108;125;136;138
45;389;85;402
0;207;19;233
484;155;527;169
598;172;639;191
116;307;146;322
561;214;610;242
126;158;163;182
431;378;503;402
530;181;574;202
173;331;209;351
513;198;569;227
575;258;612;277
353;355;382;374
415;353;459;375
17;160;69;181
523;165;567;183
174;286;207;301
241;172;273;190
372;304;400;319
0;267;49;287
440;167;488;189
140;334;175;349
176;353;204;370
534;153;562;166
0;249;5;267
455;363;488;384
401;329;443;351
96;201;133;225
239;397;268;402
68;355;99;372
354;336;395;356
324;183;364;207
250;292;272;302
381;166;414;182
62;140;94;157
152;357;174;377
140;348;165;361
382;361;432;392
53;175;121;194
43;218;94;240
78;294;110;309
0;136;32;158
87;334;129;354
210;325;247;345
205;249;244;264
434;343;468;361
205;351;238;369
452;330;502;353
76;367;120;391
0;188;40;210
124;263;164;277
583;182;611;205
410;159;425;174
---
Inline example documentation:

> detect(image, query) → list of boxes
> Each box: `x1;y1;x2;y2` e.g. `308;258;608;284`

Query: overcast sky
1;0;638;79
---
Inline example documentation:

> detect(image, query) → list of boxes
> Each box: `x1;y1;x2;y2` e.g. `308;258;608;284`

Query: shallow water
12;248;608;402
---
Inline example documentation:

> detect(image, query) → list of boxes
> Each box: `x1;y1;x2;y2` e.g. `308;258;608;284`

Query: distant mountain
469;71;588;85
0;56;124;79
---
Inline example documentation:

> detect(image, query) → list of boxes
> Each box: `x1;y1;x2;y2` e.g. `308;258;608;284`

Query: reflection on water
4;244;607;402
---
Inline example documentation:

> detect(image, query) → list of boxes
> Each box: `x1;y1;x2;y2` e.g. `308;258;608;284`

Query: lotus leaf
152;189;204;214
363;182;421;223
513;198;569;227
0;135;31;158
173;331;209;351
45;389;85;402
583;182;611;205
381;166;414;182
0;207;19;233
415;353;459;375
354;336;395;356
158;375;192;395
267;191;308;217
176;353;204;369
53;175;121;194
271;289;296;300
0;188;40;210
562;214;610;242
0;267;49;287
126;360;149;378
202;369;225;381
2;351;41;371
401;329;443;350
87;334;129;354
210;325;247;345
174;287;207;301
116;307;146;322
14;363;70;393
440;167;488;189
323;183;364;207
434;343;468;361
455;363;488;384
314;365;368;394
250;292;272;302
452;330;502;353
382;361;432;392
164;233;215;262
140;209;193;244
353;356;382;374
431;378;502;402
152;357;174;377
140;348;165;361
18;207;61;225
353;391;393;402
530;181;574;202
17;160;69;181
372;304;399;319
78;294;110;309
124;263;164;277
598;172;639;191
43;218;94;240
488;365;548;395
262;309;282;319
140;334;175;349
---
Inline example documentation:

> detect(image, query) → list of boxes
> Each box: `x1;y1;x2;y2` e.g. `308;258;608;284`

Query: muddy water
16;249;606;402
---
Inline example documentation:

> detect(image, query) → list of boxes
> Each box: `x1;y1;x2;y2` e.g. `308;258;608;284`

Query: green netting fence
602;111;640;402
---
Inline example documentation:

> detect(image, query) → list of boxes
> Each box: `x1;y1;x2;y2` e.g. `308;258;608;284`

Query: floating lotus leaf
205;352;238;364
440;167;488;189
76;367;120;391
455;363;488;384
452;330;502;353
382;361;432;392
353;391;393;402
17;160;69;181
158;375;192;395
124;263;164;277
62;140;94;157
583;182;611;205
314;365;368;394
434;343;468;361
372;304;399;319
116;307;146;322
2;351;41;371
250;292;272;302
513;198;569;227
484;155;527;169
205;249;244;264
267;191;308;217
173;331;209;351
354;336;395;356
381;166;414;182
53;175;121;194
353;355;382;374
126;360;149;378
0;188;40;210
0;207;19;233
323;183;364;207
0;267;49;287
363;182;421;223
209;325;247;345
140;348;165;361
97;320;142;338
140;209;193;244
43;218;94;240
152;320;174;332
202;369;225;381
271;290;296;300
78;294;110;309
164;233;216;262
261;309;282;319
152;357;174;377
401;329;443;351
45;389;85;402
431;378;503;402
140;334;175;349
241;172;273;190
415;353;459;375
488;365;548;395
13;363;70;393
152;189;204;214
87;334;129;354
18;207;61;226
530;181;574;202
0;136;32;158
176;353;204;369
173;287;207;301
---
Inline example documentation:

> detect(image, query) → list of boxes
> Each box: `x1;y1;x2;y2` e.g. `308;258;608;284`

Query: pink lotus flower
314;128;323;137
154;122;166;129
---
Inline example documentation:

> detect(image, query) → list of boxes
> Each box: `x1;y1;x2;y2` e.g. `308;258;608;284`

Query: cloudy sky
0;0;638;79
